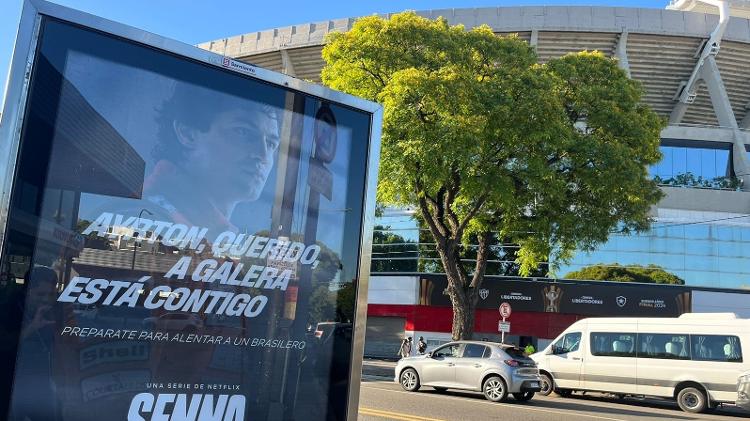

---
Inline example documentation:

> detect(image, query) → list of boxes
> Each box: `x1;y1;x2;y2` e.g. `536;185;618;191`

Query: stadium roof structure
668;0;750;19
199;4;750;131
199;2;750;190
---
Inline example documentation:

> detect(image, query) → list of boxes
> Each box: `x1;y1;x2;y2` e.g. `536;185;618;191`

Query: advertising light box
0;1;381;420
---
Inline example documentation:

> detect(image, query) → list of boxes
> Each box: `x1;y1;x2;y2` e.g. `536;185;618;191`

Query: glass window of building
650;139;734;189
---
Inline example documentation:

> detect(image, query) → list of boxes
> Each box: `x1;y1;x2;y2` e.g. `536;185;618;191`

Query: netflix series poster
0;16;376;421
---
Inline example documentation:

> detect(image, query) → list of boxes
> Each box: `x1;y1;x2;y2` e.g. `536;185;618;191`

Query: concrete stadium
199;1;750;351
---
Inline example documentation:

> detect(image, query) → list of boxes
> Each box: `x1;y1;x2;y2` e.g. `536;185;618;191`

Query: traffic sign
498;321;511;333
499;302;512;319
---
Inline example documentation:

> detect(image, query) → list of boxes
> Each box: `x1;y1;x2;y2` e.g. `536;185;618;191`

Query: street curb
361;374;392;382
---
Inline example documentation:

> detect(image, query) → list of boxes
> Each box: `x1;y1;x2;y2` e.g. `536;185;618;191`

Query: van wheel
677;387;707;413
483;376;508;402
399;368;420;392
539;374;554;396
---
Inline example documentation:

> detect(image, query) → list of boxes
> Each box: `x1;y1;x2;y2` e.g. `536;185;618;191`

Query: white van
531;313;750;413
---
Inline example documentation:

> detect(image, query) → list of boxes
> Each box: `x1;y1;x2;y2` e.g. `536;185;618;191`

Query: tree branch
358;61;386;88
470;231;492;290
415;164;449;240
455;193;488;240
444;167;461;236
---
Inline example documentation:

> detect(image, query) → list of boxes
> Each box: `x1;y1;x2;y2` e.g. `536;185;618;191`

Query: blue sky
1;0;668;103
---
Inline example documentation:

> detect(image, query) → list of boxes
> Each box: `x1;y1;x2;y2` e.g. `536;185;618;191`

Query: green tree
565;264;685;285
309;284;335;323
335;282;356;322
322;12;664;339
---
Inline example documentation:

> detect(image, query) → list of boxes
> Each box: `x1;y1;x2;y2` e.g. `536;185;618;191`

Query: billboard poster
419;274;692;317
0;7;379;421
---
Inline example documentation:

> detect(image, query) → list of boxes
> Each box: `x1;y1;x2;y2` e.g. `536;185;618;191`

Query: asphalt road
358;378;750;421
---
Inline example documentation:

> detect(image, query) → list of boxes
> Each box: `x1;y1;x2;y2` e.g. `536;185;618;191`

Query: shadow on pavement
415;388;735;420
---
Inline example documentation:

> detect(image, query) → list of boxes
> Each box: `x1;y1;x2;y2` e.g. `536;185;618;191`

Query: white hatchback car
395;341;542;402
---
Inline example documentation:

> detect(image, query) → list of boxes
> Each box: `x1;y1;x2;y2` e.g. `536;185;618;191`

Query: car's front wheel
513;392;535;402
482;376;508;402
539;373;554;396
399;368;420;392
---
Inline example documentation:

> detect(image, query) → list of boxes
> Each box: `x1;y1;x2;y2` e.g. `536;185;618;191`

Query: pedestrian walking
398;338;411;359
417;337;427;355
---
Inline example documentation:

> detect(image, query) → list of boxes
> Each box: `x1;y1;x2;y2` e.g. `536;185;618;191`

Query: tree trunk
415;182;491;341
441;232;491;341
449;283;476;340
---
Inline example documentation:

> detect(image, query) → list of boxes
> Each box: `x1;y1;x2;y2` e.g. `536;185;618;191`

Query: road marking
359;407;447;421
361;384;631;421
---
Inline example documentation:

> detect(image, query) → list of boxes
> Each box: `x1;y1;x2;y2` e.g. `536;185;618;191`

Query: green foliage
323;11;665;337
372;225;418;272
308;282;356;323
654;172;743;190
565;264;685;285
76;219;111;250
309;285;335;323
335;282;356;322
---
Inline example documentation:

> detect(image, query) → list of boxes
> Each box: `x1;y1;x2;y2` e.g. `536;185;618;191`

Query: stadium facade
201;1;750;354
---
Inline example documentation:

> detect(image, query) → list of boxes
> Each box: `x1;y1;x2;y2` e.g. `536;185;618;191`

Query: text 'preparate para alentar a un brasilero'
56;212;322;318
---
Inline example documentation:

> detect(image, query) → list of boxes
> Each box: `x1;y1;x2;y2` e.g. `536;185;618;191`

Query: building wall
693;290;750;316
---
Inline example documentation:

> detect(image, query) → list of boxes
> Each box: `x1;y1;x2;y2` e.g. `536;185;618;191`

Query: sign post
499;302;512;344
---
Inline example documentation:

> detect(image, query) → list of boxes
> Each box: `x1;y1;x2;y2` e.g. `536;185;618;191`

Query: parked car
531;313;750;413
394;340;541;402
738;370;750;411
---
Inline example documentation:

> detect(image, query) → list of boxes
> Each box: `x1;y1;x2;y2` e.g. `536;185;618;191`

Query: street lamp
131;208;154;271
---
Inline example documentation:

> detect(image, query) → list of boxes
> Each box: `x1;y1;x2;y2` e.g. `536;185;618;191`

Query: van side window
691;335;743;363
637;333;689;360
590;332;636;357
552;332;581;355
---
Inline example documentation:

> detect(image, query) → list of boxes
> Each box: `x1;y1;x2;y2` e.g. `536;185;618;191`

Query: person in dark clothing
417;336;427;355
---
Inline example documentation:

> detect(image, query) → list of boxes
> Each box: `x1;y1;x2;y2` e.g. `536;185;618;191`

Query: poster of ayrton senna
0;2;381;420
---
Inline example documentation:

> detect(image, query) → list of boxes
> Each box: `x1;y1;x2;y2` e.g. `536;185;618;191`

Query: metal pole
131;208;153;271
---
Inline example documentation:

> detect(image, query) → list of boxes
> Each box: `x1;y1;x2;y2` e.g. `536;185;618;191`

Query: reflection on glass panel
561;222;750;290
1;18;372;421
650;140;737;189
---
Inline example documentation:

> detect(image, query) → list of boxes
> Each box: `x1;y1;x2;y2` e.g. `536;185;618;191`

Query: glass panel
462;344;487;358
652;142;733;189
434;344;461;358
3;18;372;421
552;332;581;354
637;333;690;360
590;332;637;357
690;335;743;362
